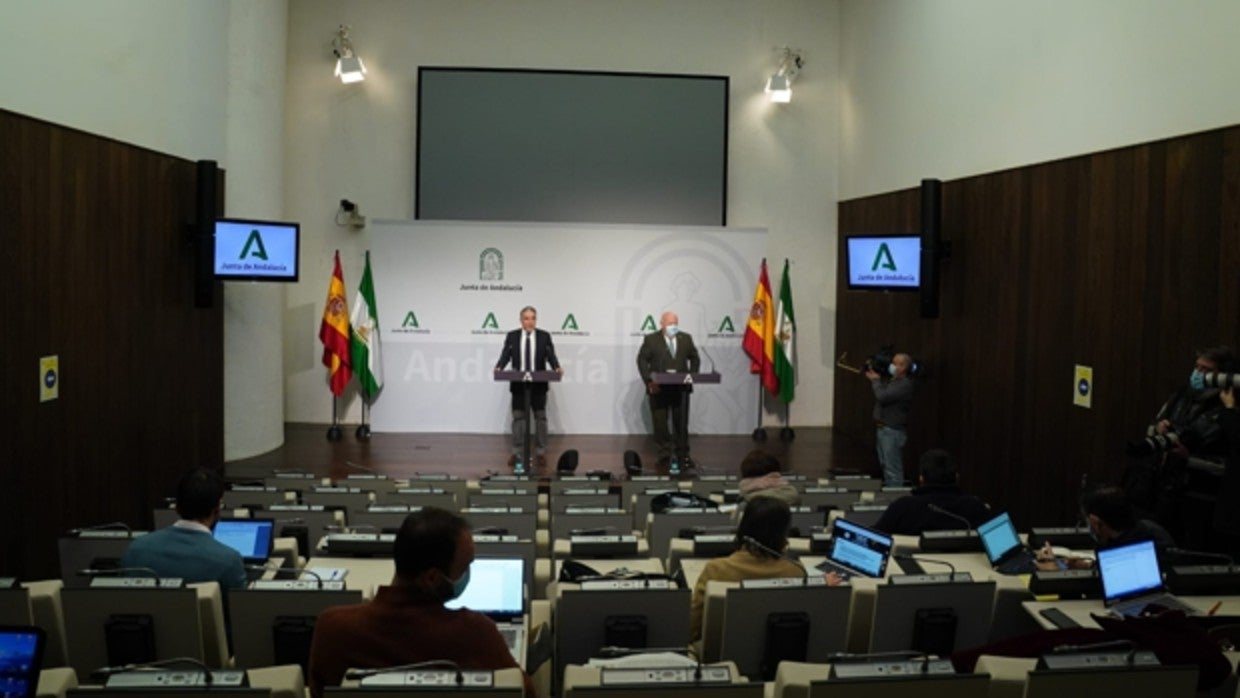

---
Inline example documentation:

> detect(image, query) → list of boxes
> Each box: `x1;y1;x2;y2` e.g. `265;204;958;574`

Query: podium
650;371;721;474
494;370;562;474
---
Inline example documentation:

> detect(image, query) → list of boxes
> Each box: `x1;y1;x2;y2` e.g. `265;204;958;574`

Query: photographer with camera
865;352;914;486
1127;346;1235;460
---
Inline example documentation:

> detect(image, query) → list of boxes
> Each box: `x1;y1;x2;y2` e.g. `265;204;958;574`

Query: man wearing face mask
637;311;701;471
307;508;533;698
1127;346;1235;460
865;352;914;486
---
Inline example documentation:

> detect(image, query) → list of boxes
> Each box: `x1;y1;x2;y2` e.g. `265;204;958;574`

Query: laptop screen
0;626;45;698
445;557;525;617
213;518;275;563
829;518;893;577
977;512;1021;564
1097;539;1163;603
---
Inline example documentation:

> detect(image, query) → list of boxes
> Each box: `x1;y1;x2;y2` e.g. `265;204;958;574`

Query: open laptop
1097;538;1199;618
978;512;1038;575
0;626;46;698
814;518;893;580
445;557;527;668
213;518;275;579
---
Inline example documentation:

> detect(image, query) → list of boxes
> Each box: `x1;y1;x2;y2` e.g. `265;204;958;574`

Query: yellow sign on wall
40;355;59;402
1073;364;1093;409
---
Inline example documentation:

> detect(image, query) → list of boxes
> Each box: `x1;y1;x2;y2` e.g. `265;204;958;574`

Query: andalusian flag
350;251;383;397
319;251;352;396
742;258;779;396
775;259;796;403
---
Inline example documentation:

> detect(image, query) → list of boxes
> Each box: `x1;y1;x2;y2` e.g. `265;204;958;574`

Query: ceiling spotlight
765;47;803;103
332;25;367;84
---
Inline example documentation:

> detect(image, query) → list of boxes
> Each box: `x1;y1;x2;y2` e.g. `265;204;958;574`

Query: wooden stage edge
225;423;876;483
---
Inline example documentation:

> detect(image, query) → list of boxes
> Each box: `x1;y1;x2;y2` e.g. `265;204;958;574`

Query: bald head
892;353;912;377
660;311;679;329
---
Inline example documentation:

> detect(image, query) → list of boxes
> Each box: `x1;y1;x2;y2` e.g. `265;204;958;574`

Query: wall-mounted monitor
213;218;300;282
845;236;920;291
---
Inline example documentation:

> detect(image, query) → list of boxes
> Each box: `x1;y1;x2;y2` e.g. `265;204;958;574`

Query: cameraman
1127;346;1235;460
865;353;914;486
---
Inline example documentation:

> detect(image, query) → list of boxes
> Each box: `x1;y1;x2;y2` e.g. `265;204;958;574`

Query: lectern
650;371;721;474
494;370;562;474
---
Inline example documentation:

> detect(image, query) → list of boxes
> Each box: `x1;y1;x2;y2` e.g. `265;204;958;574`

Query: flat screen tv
846;235;920;291
213;218;300;282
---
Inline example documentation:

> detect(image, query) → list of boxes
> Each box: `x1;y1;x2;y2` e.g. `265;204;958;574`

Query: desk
1023;596;1240;630
305;556;393;598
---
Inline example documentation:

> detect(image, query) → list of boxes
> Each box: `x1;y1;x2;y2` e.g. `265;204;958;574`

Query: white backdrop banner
369;220;767;435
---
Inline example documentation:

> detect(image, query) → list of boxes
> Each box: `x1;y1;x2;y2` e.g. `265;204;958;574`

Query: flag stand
780;401;795;441
356;390;372;441
751;379;767;441
326;396;343;441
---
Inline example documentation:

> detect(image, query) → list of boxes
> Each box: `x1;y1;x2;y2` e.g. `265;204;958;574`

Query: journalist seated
737;449;800;505
307;507;534;698
872;449;991;536
1083;485;1175;559
690;498;841;642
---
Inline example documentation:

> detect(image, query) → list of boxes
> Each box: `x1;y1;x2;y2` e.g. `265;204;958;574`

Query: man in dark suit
636;311;701;470
494;306;561;469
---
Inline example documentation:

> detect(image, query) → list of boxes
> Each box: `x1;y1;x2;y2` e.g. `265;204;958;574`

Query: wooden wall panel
835;126;1240;526
0;110;223;578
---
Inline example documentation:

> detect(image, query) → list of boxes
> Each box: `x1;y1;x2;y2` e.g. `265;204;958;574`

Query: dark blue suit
495;328;560;457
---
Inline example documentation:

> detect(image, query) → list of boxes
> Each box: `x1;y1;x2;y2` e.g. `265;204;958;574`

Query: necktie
668;337;677;358
524;333;532;371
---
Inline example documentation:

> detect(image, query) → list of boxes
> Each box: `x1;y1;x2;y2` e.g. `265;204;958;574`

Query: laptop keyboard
996;551;1038;575
1113;593;1198;617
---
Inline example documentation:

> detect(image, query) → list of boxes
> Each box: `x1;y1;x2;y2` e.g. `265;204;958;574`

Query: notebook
815;518;893;579
1097;539;1199;617
213;518;275;564
977;512;1038;575
445;557;527;668
0;626;46;698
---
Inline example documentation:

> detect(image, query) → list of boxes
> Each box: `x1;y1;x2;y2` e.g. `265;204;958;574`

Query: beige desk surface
306;556;394;598
1024;596;1240;630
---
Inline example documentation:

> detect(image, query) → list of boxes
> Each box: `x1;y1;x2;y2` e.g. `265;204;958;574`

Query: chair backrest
61;586;204;679
646;510;733;561
1022;665;1199;698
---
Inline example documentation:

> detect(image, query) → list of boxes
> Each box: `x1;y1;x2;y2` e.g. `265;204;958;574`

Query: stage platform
225;424;873;483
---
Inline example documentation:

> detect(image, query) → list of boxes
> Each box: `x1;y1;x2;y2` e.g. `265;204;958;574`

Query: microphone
896;554;957;581
698;345;718;375
927;504;973;530
77;567;158;578
1052;638;1137;664
345;660;464;685
1167;547;1235;567
741;535;808;579
345;461;380;475
571;527;620;536
473;526;510;536
245;565;324;588
69;521;133;535
92;656;214;685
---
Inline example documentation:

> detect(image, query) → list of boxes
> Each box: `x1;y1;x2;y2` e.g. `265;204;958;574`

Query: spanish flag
319;251;352;396
742;258;779;396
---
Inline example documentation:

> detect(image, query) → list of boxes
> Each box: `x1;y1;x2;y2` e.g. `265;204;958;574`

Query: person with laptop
307;507;534;698
1081;485;1176;561
873;449;991;535
689;498;842;643
119;467;246;590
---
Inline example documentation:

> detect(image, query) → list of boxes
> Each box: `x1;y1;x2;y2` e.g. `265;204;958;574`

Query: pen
1208;601;1222;616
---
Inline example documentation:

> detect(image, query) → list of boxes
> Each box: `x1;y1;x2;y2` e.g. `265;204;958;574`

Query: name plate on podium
494;370;562;383
651;371;722;386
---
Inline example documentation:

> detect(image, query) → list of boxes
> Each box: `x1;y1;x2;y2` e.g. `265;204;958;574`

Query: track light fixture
765;47;803;103
332;25;367;84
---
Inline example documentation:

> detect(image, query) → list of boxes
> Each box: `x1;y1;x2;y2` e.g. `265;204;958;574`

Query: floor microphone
741;535;808;579
927;503;973;530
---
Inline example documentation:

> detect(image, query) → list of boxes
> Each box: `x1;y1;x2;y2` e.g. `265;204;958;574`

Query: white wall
0;0;290;460
282;0;842;429
0;0;228;161
839;0;1240;199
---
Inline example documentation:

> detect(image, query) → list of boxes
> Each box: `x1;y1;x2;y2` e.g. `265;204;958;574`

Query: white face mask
665;324;679;337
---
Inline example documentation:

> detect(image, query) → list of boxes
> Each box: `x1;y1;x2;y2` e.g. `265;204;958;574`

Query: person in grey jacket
866;353;914;486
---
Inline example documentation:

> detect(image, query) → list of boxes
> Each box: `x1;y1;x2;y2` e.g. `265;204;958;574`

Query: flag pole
327;395;342;441
752;378;767;442
356;387;372;441
780;400;795;441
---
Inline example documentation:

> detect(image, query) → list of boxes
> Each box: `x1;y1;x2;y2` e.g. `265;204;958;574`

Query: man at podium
494;306;561;469
636;311;701;470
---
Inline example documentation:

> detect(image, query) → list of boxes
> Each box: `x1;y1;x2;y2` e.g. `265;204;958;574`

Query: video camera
864;345;922;378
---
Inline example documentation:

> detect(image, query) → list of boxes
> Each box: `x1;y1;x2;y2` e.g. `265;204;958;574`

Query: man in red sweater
307;508;534;697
